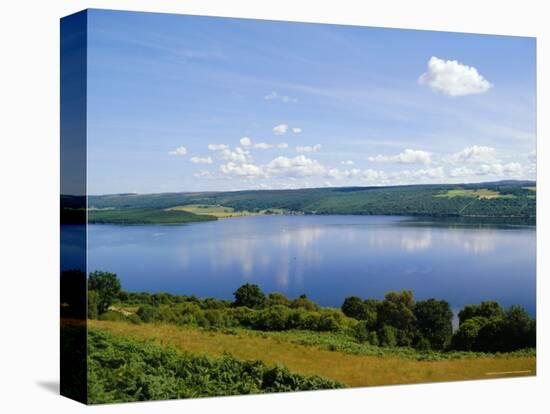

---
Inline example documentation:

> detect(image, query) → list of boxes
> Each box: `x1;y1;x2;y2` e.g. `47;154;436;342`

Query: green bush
87;329;344;404
98;310;128;322
233;284;265;309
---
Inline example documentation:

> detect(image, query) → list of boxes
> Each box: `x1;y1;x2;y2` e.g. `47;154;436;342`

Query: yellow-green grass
524;186;536;192
89;320;535;388
166;204;286;218
435;188;513;200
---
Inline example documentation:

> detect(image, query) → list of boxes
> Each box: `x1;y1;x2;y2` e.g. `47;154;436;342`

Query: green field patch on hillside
434;188;514;200
167;204;287;218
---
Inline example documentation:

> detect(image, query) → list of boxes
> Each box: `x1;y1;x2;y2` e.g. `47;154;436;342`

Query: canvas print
60;9;537;405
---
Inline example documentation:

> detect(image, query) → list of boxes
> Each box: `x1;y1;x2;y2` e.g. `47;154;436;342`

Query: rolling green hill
80;181;535;224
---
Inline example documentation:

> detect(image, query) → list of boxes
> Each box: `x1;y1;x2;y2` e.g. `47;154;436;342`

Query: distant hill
67;181;535;224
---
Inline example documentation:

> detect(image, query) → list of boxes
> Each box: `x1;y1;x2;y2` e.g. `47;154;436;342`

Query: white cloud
368;149;432;165
418;56;492;97
208;144;229;151
341;160;354;166
446;145;496;164
168;146;187;156
267;155;326;178
292;127;302;134
264;91;297;103
256;143;284;150
296;144;322;153
220;147;251;163
450;162;524;178
220;162;265;178
239;137;252;147
273;124;289;135
253;142;272;149
193;170;212;177
483;162;522;176
450;167;474;178
190;156;213;164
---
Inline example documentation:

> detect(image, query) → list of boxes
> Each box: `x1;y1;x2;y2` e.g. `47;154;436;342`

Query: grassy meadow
90;320;535;388
166;204;287;218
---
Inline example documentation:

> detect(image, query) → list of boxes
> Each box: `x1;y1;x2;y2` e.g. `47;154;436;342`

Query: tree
377;291;416;345
500;306;536;351
451;316;489;351
458;301;505;325
290;294;319;311
341;297;365;319
233;283;265;309
87;290;99;319
414;299;453;350
88;271;121;315
265;292;291;307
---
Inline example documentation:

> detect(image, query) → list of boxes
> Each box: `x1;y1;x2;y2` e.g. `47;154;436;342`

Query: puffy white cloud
264;91;297;103
190;156;213;164
208;144;229;151
168;146;187;156
446;145;496;164
341;160;354;166
485;162;522;176
273;124;289;135
296;144;322;153
253;142;272;149
220;162;264;178
292;127;302;134
450;167;474;178
450;162;523;178
251;142;288;150
368;149;432;165
220;147;251;163
266;155;326;177
239;137;252;147
418;56;492;97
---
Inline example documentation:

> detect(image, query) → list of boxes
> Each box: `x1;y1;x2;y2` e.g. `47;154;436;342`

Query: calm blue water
81;215;535;315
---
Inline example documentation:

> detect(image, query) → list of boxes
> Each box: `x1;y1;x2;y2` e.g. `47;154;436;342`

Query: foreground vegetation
72;271;536;402
84;180;535;223
88;271;536;354
88;328;343;404
90;320;535;390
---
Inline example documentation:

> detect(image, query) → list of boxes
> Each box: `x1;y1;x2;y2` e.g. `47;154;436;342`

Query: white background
0;0;547;412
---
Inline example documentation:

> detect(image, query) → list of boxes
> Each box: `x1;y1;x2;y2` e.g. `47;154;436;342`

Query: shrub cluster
86;271;535;354
341;293;535;353
87;329;344;404
451;302;536;352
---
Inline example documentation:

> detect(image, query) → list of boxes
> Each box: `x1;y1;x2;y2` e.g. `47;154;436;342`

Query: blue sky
86;9;536;195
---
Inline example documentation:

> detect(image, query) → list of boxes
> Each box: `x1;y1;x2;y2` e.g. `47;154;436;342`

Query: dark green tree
341;296;365;319
458;301;505;325
233;283;265;309
500;305;536;351
451;316;489;351
414;299;453;350
265;292;291;307
87;290;99;319
290;294;319;311
88;271;121;315
377;290;416;345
